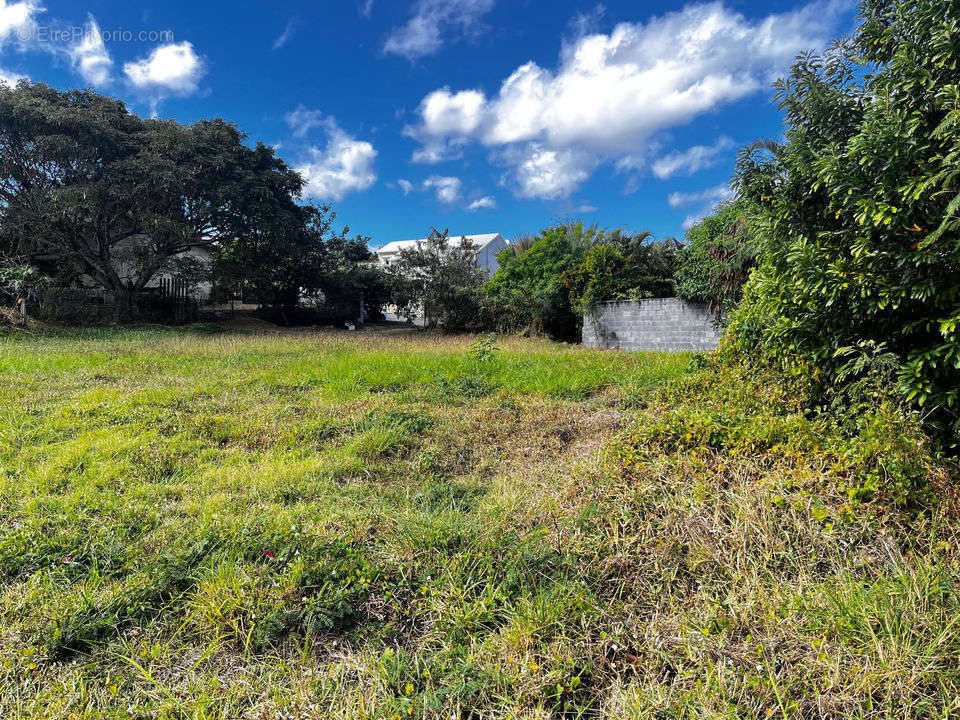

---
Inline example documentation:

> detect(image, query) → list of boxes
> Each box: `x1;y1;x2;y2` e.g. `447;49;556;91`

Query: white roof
378;233;503;255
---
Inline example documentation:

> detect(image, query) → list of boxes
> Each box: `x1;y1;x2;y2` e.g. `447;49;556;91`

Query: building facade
376;233;509;276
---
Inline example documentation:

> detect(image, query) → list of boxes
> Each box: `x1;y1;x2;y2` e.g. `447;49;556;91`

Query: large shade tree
0;82;308;318
732;0;960;433
216;203;384;323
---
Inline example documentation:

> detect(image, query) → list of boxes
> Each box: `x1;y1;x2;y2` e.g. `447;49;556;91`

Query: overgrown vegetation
483;224;681;341
384;229;489;332
675;200;757;318
1;327;956;718
732;0;960;436
2;1;959;716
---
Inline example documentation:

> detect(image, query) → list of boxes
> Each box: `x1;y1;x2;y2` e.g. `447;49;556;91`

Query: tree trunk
17;297;27;326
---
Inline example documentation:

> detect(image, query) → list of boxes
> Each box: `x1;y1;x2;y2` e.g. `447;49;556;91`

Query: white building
376;233;509;276
145;246;214;302
76;242;214;303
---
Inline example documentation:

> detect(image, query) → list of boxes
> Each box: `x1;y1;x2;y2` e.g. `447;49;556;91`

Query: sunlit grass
0;326;687;718
1;326;958;718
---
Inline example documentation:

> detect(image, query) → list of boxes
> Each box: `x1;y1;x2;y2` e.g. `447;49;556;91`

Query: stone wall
582;298;721;352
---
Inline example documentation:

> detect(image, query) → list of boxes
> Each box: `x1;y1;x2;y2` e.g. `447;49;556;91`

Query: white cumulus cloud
0;0;38;81
508;145;594;200
667;182;734;229
467;196;496;210
384;0;494;59
0;67;23;85
423;175;462;204
406;87;486;163
285;106;328;138
124;42;205;95
407;0;848;198
397;178;415;194
0;0;36;42
69;16;112;86
295;122;377;201
652;136;735;178
667;183;732;208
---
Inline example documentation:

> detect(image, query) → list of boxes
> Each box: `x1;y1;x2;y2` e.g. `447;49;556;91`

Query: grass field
1;326;959;719
0;327;688;718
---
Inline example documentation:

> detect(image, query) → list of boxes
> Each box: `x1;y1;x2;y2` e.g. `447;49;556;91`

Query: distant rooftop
377;233;503;255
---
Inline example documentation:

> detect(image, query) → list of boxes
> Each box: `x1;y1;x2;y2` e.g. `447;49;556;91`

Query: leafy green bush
564;233;678;310
484;224;595;340
675;200;757;318
732;0;960;437
484;224;678;340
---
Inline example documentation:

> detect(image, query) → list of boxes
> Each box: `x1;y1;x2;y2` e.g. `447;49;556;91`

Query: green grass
1;326;958;718
0;327;686;718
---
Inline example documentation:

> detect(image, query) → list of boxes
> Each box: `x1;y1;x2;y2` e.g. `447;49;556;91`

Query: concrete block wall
582;298;721;352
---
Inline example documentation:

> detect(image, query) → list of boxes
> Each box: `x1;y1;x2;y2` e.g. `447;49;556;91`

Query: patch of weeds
184;323;224;335
42;534;223;660
538;654;597;716
685;352;710;373
281;415;351;448
411;478;487;513
468;334;500;364
615;384;651;410
358;409;434;435
620;363;938;507
548;386;592;401
129;444;183;484
435;373;497;399
189;412;249;447
248;541;381;651
367;381;407;394
0;518;137;584
265;382;315;398
372;646;499;718
349;409;434;460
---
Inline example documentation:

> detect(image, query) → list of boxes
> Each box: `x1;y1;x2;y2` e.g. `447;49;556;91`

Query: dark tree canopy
216;203;381;323
0;81;380;322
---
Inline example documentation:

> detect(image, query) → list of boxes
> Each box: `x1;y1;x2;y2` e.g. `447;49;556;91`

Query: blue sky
0;0;856;248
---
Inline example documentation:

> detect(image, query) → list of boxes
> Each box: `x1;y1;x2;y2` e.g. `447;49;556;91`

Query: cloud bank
406;0;848;198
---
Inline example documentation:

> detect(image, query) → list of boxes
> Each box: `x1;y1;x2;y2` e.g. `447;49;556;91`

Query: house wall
144;247;213;302
77;244;214;303
476;235;508;275
582;298;721;352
